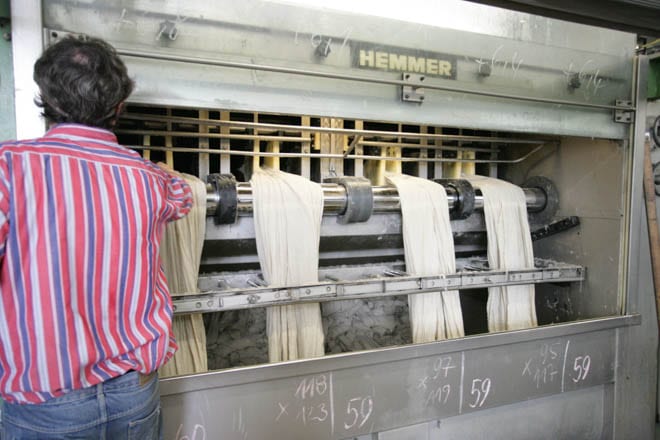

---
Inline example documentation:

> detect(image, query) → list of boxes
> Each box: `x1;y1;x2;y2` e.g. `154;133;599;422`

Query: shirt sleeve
163;174;193;222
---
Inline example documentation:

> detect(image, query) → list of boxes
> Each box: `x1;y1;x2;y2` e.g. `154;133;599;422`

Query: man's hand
156;162;181;177
156;162;173;172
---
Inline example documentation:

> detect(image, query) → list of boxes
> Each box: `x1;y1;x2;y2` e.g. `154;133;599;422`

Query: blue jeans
1;371;161;439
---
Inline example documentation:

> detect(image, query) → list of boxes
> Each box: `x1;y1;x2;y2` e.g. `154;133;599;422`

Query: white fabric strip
466;176;537;331
251;168;325;362
159;173;208;377
385;173;464;342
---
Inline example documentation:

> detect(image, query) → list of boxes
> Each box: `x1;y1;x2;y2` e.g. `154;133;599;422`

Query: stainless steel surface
118;47;632;112
465;0;660;37
161;316;638;439
10;0;43;139
213;183;547;217
42;0;634;139
200;212;488;271
34;1;653;438
161;314;639;395
613;55;658;439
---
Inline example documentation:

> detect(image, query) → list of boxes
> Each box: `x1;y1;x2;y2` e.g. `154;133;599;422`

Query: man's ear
115;101;126;117
110;101;126;127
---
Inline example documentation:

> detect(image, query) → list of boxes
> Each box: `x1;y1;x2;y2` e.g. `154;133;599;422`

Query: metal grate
116;104;549;183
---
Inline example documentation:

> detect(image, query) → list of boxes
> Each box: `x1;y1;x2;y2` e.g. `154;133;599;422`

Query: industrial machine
11;0;656;438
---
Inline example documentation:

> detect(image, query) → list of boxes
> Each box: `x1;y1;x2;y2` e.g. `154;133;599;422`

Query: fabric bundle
251;168;325;362
386;173;464;342
159;173;208;377
466;176;537;331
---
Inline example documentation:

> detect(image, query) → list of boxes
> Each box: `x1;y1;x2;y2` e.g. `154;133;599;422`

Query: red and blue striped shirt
0;124;192;404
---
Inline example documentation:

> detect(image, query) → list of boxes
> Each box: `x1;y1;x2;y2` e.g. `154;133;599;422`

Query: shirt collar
44;123;119;144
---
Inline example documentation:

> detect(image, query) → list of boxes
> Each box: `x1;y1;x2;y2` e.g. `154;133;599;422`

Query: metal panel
511;139;625;320
465;0;660;37
160;316;635;439
614;55;658;439
0;0;15;140
436;385;610;440
41;0;635;138
10;0;43;139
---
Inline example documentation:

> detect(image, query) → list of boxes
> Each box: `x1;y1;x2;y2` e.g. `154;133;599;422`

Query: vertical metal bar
220;110;231;174
264;141;280;169
165;108;174;166
320;118;331;179
143;134;151;161
419;126;429;178
435;127;444;179
385;124;402;175
320;118;344;179
463;150;476;175
615;54;656;440
300;115;311;178
11;0;43;139
489;134;498;178
198;109;210;180
252;112;260;172
354;120;364;177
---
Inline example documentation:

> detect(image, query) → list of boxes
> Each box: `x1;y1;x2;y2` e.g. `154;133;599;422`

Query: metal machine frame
9;1;658;438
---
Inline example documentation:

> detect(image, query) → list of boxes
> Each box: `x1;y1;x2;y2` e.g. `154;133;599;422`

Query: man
0;35;191;438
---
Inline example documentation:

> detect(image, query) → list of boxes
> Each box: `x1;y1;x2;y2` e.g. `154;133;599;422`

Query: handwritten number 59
344;396;373;430
468;378;491;408
572;355;591;383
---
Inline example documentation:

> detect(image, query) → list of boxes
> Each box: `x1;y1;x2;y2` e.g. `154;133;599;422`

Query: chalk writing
433;355;457;380
563;60;606;99
571;355;591;383
295;374;328;399
425;384;451;406
475;45;524;78
343;396;373;430
522;342;562;389
276;373;335;431
468;377;491;408
296;403;330;424
175;423;207;440
415;355;458;409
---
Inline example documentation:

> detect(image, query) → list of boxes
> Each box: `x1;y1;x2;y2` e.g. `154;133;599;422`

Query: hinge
614;99;633;123
402;73;425;103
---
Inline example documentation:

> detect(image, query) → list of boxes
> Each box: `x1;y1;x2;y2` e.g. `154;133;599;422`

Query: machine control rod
206;178;550;222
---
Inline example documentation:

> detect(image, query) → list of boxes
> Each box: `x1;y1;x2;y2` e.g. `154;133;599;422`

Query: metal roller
206;174;554;224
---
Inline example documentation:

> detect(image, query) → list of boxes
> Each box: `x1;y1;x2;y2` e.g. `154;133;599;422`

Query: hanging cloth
466;176;537;331
386;173;464;342
251;168;325;362
159;173;208;377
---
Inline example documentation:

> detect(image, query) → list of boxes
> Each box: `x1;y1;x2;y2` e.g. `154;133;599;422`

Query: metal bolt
195;302;201;308
405;94;410;99
326;286;331;292
207;300;213;307
305;288;311;294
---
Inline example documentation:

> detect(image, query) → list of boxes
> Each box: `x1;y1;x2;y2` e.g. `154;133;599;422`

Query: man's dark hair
33;35;134;129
